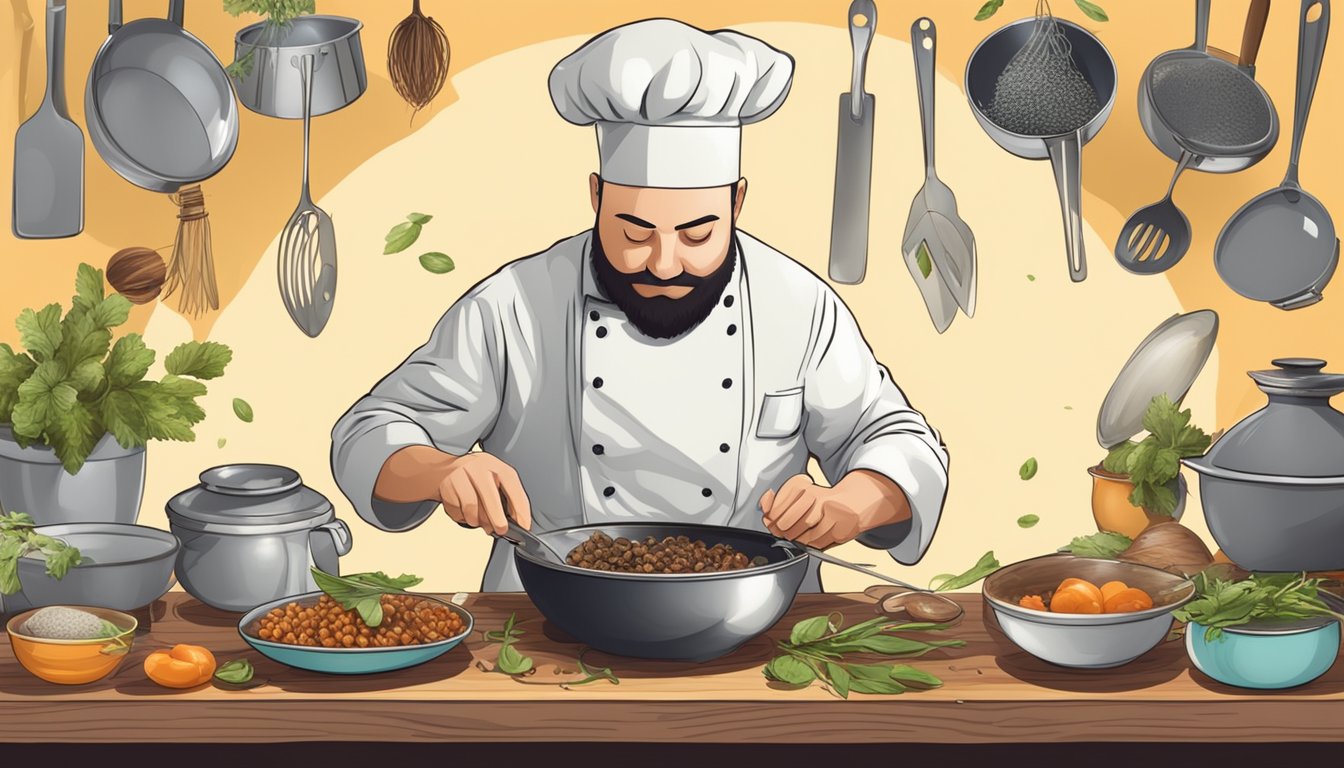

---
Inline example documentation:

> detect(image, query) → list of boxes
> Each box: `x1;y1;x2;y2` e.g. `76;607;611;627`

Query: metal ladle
497;519;567;566
774;541;965;622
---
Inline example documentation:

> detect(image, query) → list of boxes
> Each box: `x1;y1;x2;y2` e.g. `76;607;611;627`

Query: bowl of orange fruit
982;553;1197;668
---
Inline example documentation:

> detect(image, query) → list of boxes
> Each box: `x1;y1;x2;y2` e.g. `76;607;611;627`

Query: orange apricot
1056;577;1103;603
1103;587;1155;613
1099;580;1129;602
144;644;217;689
1050;583;1103;614
1018;594;1047;611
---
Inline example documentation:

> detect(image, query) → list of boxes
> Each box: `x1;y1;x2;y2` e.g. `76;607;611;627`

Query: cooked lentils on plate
250;594;465;648
565;531;768;574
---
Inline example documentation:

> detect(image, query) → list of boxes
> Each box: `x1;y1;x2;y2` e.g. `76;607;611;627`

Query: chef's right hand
436;453;533;536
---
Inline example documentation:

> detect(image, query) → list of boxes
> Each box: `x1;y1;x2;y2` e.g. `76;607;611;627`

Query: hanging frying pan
86;0;238;193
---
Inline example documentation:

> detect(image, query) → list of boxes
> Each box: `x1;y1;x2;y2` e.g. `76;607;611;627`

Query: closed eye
681;226;713;244
624;228;653;244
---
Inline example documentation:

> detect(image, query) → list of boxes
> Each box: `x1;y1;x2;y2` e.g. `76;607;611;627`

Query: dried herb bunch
388;0;451;117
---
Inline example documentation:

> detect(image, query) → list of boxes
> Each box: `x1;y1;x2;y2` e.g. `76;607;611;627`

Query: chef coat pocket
756;387;804;439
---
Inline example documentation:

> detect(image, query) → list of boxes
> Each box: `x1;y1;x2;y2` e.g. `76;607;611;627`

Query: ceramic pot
1089;465;1186;538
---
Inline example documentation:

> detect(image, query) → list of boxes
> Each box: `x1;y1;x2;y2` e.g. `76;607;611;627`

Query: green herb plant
309;568;423;627
224;0;317;79
1174;571;1344;642
763;613;963;698
480;613;619;689
1061;530;1132;559
929;551;1001;592
0;512;82;595
0;264;232;475
976;0;1109;22
1100;395;1210;518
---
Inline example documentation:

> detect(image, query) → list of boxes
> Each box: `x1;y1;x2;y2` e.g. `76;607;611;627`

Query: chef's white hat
549;19;794;189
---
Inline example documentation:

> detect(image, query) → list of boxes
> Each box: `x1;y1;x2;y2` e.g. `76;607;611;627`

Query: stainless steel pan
232;15;367;119
85;0;239;193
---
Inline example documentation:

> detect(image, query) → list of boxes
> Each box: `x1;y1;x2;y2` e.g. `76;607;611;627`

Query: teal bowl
1186;618;1340;690
238;592;474;675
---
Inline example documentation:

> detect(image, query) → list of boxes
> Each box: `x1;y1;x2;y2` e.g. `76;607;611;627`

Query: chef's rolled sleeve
330;294;504;532
802;288;949;565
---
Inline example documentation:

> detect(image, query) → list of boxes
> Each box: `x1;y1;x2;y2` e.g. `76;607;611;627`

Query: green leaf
419;252;456;274
406;213;433;225
217;438;227;448
1102;441;1138;474
157;375;209;425
43;544;82;580
57;310;112;373
50;403;100;474
1074;0;1109;21
88;294;132;330
100;388;150;448
932;551;1000;592
887;664;943;688
829;635;959;656
104;334;156;388
764;654;816;686
164;341;233;380
0;345;38;422
1019;457;1038;480
12;361;76;439
73;264;106;310
847;676;908;695
384;221;422;254
343;571;424;591
975;0;1005;20
126;381;194;442
1017;514;1039;529
233;398;254;423
915;241;932;279
16;304;63;363
1026;274;1036;282
789;615;832;646
67;359;105;394
497;642;534;675
824;661;852;699
1063;530;1133;558
214;658;255;684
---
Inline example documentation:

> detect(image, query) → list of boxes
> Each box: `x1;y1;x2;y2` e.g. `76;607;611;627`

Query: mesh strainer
1138;0;1278;173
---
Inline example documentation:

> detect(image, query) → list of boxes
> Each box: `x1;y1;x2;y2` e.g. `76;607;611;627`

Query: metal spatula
903;18;977;317
12;0;83;239
278;54;338;337
827;0;877;285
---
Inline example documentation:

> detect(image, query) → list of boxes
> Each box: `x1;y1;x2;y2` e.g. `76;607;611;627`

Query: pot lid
1197;358;1344;478
1097;310;1219;449
166;463;332;526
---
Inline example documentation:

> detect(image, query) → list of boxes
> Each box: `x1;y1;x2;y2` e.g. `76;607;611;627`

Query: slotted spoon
278;53;337;338
1115;150;1196;272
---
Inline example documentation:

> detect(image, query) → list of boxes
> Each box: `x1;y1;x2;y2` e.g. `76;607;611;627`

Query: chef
330;19;949;592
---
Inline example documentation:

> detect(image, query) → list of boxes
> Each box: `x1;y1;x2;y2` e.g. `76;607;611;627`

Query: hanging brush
162;185;220;318
388;0;451;119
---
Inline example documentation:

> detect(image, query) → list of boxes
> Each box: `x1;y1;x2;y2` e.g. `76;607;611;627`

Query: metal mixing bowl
514;523;808;662
3;523;178;613
983;554;1196;669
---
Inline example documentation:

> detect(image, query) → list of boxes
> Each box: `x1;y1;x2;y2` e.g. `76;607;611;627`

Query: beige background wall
2;1;1340;592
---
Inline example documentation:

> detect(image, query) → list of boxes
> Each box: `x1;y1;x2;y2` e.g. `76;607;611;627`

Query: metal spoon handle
777;541;926;593
912;18;937;179
1286;0;1330;186
847;0;876;119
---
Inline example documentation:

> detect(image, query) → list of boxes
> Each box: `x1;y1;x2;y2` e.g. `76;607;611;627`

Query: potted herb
1088;395;1211;538
0;264;232;525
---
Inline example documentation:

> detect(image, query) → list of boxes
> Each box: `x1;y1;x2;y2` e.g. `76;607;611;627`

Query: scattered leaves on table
1019;457;1038;480
930;551;1000;592
762;612;962;698
1017;514;1040;529
480;614;619;688
419;252;455;274
232;398;253;423
214;658;255;685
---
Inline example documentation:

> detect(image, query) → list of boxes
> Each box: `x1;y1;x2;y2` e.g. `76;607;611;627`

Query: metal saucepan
231;15;367;119
1138;0;1277;174
512;523;808;662
85;0;239;193
966;17;1117;283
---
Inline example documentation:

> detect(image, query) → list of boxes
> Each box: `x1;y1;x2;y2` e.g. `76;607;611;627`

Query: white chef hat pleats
549;18;795;189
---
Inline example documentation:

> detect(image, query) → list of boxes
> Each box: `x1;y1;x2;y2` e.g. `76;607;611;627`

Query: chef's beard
590;230;737;340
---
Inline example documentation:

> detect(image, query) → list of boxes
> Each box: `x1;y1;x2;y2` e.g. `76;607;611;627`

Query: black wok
513;522;808;662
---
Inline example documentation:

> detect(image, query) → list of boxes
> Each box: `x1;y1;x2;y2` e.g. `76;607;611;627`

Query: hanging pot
231;15;366;119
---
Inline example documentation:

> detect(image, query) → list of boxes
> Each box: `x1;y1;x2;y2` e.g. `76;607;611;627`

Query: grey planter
0;425;146;525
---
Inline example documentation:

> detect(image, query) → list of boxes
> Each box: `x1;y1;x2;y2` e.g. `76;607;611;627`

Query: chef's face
590;174;747;300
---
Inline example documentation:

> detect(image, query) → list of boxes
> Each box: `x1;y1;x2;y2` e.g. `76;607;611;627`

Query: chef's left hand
760;471;910;549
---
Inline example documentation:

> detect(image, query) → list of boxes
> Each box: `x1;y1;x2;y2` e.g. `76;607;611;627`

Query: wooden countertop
2;591;1343;744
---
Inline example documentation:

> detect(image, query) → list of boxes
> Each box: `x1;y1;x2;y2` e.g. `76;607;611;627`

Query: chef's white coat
330;229;950;592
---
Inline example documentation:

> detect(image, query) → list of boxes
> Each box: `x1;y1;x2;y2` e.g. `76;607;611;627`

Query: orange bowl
5;606;137;685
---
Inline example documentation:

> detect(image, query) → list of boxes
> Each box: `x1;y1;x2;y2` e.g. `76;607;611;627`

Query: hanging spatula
903;18;977;317
827;0;877;285
12;0;83;239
